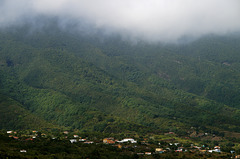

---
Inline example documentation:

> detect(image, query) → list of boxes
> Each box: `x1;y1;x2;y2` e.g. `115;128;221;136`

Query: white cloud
0;0;240;42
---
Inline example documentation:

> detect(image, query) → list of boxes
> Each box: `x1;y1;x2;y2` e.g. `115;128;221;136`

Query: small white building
7;131;13;134
73;135;79;138
20;150;27;153
118;138;137;143
208;148;221;153
70;139;77;143
79;139;86;142
145;152;151;155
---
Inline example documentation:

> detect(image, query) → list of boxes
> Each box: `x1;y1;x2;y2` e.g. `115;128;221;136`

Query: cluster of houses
5;130;237;156
101;138;222;155
69;136;138;145
7;130;43;141
69;138;93;144
103;138;137;144
63;131;94;144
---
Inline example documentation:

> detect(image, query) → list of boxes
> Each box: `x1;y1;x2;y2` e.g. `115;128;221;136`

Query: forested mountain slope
1;24;240;134
0;94;58;130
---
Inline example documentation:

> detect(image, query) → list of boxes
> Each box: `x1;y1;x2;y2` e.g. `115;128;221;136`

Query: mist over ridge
1;0;240;43
2;3;240;155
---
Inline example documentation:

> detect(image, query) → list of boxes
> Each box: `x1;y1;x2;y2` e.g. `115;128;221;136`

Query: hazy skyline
1;0;240;42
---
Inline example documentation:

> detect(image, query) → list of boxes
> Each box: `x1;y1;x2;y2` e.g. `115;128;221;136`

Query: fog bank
1;0;240;43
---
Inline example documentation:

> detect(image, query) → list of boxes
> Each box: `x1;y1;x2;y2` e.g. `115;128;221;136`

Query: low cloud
1;0;240;42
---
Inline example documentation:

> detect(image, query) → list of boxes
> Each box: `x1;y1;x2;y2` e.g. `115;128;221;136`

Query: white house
145;152;151;155
73;135;79;138
208;147;221;153
70;139;77;143
20;150;27;153
79;139;86;142
118;138;137;143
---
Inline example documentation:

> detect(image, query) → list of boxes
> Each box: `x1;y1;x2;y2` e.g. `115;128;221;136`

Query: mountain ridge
1;25;240;135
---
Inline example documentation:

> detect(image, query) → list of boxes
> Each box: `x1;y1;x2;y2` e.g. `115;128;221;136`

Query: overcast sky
1;0;240;42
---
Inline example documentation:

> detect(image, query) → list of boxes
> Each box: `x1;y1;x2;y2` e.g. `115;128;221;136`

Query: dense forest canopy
0;21;240;135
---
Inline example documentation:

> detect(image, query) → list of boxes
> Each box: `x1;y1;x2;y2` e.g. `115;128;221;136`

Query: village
2;129;239;158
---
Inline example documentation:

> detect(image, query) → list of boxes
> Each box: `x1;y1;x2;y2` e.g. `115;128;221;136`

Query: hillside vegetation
1;24;240;134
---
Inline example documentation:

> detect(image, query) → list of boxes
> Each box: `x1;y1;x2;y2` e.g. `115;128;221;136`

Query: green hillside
0;94;58;130
1;24;240;134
